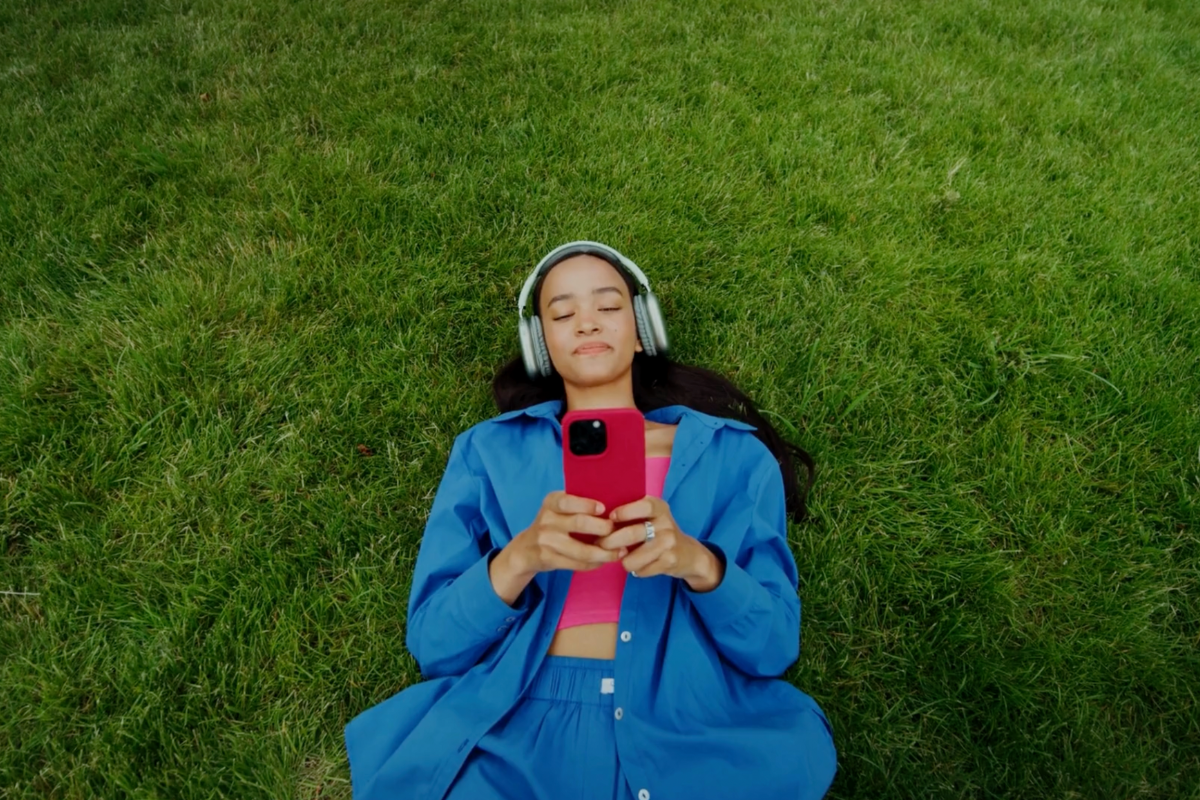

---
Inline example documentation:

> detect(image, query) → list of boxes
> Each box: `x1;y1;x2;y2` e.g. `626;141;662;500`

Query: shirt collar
490;399;756;432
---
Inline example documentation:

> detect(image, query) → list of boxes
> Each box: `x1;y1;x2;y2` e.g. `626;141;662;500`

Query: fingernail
619;548;628;558
596;503;605;514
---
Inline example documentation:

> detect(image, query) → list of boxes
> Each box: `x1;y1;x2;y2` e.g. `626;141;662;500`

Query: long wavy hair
492;257;817;525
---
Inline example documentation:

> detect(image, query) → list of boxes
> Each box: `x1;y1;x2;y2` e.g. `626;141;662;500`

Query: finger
557;493;607;516
625;551;662;578
622;536;669;575
554;536;623;565
541;552;610;573
594;521;652;551
556;512;614;538
608;496;655;522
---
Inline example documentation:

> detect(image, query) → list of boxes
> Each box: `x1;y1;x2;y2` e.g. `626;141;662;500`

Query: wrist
684;539;725;593
489;544;535;608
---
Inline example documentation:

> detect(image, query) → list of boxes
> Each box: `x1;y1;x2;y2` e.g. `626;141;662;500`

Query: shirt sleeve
681;443;802;678
405;432;534;679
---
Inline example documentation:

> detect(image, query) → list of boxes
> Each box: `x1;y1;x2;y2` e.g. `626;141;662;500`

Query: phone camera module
568;419;607;456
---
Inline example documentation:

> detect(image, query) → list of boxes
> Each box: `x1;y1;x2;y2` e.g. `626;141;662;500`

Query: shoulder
462;405;543;439
695;409;763;448
694;413;781;484
447;405;547;462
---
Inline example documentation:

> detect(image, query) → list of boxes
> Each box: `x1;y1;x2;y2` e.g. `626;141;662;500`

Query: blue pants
444;655;634;800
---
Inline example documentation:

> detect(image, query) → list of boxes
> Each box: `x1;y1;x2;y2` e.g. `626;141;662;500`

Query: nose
575;308;601;333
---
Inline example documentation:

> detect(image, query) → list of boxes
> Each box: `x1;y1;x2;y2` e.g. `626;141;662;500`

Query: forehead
539;255;626;297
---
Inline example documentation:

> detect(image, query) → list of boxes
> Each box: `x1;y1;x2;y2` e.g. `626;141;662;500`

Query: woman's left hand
595;496;723;590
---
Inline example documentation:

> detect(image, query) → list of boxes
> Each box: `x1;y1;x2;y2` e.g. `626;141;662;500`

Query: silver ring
630;570;637;578
644;520;655;542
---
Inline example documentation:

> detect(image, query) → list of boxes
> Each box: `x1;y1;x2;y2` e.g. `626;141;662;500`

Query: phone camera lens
568;419;607;456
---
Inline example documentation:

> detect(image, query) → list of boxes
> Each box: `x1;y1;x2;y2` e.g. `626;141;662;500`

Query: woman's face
537;255;643;385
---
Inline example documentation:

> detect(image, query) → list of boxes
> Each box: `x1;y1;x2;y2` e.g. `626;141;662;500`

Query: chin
562;363;629;384
564;370;616;386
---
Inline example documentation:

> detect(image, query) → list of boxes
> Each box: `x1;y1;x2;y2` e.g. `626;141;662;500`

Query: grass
2;0;1199;796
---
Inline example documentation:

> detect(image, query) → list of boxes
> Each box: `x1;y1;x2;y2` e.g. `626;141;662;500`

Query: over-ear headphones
517;241;670;379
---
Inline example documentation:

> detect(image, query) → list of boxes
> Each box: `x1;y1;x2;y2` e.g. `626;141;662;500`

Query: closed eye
553;307;620;321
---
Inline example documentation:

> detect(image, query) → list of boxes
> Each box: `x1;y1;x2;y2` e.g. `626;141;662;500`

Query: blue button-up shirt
345;400;837;799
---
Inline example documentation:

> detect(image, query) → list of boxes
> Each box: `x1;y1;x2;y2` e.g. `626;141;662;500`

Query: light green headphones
517;241;670;379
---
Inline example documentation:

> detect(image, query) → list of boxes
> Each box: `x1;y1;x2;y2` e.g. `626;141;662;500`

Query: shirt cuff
682;541;755;628
456;547;532;637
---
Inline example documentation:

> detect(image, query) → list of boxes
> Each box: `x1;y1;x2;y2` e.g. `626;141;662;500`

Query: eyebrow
546;286;625;307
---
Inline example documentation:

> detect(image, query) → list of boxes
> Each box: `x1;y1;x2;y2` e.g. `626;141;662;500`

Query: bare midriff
546;420;677;660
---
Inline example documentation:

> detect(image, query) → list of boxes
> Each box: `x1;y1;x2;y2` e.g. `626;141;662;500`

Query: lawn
2;0;1198;797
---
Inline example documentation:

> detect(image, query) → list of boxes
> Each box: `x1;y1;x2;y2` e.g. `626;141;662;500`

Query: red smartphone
562;407;646;546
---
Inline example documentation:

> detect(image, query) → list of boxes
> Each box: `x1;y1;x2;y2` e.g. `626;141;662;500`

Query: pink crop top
555;456;671;631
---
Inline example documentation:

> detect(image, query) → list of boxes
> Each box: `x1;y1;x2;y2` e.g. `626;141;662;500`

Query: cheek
545;327;580;362
549;337;574;361
619;314;639;342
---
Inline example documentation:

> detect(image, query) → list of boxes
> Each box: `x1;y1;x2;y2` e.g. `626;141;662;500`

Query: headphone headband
517;241;653;321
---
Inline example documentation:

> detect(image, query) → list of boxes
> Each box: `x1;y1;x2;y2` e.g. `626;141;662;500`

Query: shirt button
505;616;516;623
638;790;650;800
620;630;631;642
496;626;507;632
614;707;624;720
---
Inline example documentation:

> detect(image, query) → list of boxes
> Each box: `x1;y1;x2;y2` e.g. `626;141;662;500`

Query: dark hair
492;256;817;525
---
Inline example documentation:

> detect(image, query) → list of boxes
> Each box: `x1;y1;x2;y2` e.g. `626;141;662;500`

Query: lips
574;343;611;355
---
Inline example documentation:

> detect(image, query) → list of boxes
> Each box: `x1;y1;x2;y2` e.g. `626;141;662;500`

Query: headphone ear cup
637;293;669;357
530;314;554;377
519;317;539;379
632;296;656;357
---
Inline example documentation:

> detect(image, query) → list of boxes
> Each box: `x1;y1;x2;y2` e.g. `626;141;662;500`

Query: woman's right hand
508;491;627;576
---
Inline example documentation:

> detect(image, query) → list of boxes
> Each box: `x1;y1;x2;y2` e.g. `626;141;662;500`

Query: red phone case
562;407;646;545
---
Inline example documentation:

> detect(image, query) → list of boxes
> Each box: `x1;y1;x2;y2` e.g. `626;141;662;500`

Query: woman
344;242;837;800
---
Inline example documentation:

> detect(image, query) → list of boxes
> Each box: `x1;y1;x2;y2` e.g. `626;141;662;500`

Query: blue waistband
527;655;617;705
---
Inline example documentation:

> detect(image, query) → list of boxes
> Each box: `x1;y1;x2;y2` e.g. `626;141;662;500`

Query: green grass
2;0;1199;796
